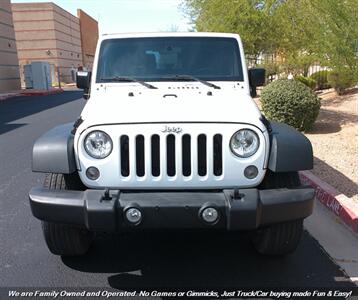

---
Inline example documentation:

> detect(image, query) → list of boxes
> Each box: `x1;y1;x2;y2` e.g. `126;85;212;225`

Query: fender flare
32;123;77;174
268;122;313;172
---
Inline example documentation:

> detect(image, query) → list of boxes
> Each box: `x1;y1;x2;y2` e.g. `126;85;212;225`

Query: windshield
96;37;244;82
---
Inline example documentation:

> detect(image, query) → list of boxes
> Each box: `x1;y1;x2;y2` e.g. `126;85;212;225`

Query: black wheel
43;172;86;191
41;173;93;256
252;171;303;255
252;219;303;255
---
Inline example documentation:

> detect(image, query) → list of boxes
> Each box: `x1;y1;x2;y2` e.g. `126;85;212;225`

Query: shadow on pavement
0;91;83;135
62;230;355;290
0;123;27;135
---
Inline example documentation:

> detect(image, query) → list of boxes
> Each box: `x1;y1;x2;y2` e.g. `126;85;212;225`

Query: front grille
120;133;223;178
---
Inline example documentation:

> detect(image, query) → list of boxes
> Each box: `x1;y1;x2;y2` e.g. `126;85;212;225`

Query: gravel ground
305;88;358;201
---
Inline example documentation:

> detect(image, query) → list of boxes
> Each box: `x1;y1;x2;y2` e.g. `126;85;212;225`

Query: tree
182;0;358;82
310;0;358;79
183;0;284;57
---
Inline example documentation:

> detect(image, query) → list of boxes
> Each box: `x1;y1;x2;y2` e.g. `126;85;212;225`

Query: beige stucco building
77;9;98;70
0;0;21;92
12;2;98;84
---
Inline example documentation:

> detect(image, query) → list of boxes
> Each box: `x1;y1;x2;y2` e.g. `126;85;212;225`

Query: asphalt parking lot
0;91;356;291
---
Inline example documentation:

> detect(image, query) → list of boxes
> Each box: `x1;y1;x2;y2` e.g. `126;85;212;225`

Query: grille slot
135;135;145;177
197;134;207;176
151;134;160;177
213;134;223;176
120;135;130;177
182;134;191;176
166;134;176;176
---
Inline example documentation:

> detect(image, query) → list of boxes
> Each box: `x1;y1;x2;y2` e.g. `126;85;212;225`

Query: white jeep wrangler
29;33;314;256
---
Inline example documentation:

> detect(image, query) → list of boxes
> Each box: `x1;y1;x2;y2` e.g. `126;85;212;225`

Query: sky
10;0;192;34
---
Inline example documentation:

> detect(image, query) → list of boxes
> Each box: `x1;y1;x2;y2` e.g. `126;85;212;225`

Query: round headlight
84;130;113;159
230;129;259;158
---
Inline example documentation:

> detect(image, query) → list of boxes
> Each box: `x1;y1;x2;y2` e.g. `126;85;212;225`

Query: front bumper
29;187;314;231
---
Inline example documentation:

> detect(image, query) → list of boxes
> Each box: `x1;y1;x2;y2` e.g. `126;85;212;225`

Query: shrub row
310;70;331;90
295;75;316;89
294;69;356;94
327;69;356;95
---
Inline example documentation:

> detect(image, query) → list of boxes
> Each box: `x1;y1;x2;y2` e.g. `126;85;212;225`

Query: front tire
41;173;93;256
252;171;304;255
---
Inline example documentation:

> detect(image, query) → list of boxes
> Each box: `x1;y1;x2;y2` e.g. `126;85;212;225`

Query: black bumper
29;187;314;231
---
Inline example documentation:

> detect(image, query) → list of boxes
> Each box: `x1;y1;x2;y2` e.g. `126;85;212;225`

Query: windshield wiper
164;74;221;89
99;76;157;89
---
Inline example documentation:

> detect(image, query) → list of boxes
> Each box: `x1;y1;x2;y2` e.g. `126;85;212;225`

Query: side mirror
76;71;91;89
248;68;265;97
76;71;91;99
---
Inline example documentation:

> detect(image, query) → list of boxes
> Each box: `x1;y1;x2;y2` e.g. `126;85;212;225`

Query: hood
80;83;265;131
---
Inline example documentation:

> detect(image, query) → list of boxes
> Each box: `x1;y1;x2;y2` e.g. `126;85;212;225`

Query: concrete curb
300;170;358;234
0;92;21;101
0;88;63;101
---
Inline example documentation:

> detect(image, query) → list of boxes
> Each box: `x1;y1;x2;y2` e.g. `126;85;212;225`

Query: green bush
310;70;331;90
295;75;316;89
261;79;321;131
328;69;356;95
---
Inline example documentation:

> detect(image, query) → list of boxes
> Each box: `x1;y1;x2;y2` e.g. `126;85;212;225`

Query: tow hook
233;188;241;200
102;188;112;201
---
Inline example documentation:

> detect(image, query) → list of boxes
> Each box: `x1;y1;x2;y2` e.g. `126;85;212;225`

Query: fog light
86;167;100;180
244;165;258;179
125;208;142;224
201;207;219;223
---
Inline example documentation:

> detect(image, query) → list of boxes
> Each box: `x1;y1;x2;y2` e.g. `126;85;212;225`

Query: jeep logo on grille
161;126;183;134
